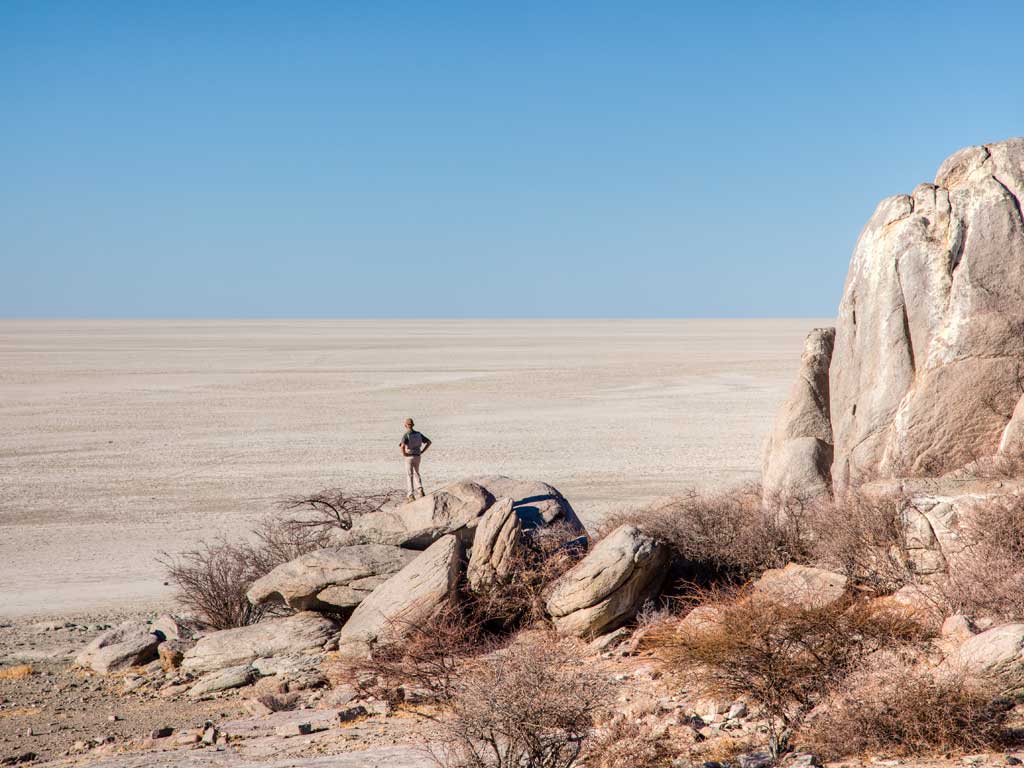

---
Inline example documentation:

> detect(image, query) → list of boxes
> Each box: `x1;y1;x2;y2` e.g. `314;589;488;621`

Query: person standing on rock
399;418;431;502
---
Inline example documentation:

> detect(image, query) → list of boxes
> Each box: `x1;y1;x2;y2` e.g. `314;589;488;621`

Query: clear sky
2;2;1022;318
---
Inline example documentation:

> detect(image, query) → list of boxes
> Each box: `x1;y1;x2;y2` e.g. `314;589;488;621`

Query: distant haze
1;3;1022;318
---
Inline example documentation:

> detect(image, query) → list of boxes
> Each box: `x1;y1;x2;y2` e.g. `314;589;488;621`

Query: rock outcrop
247;545;417;613
762;328;835;502
336;534;463;657
546;524;668;638
764;138;1024;494
830;138;1024;489
181;612;338;675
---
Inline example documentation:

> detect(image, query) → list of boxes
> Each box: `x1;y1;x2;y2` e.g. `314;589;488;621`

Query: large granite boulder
181;612;338;675
762;328;835;503
75;621;161;675
469;476;587;535
247;545;417;613
348;481;494;549
546;525;668;638
336;534;463;657
828;138;1024;489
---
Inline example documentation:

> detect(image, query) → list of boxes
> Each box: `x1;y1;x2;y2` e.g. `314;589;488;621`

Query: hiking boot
417;488;426;498
406;494;415;503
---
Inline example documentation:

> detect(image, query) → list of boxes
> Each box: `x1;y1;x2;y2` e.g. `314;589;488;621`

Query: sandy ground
0;319;827;617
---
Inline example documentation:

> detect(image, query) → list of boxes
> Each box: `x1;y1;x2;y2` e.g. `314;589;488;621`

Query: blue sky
2;2;1022;318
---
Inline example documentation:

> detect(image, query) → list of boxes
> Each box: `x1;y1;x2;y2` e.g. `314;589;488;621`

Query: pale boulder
546;525;668;638
469;476;587;535
751;563;847;609
181;612;338;675
247;545;417;612
466;498;522;591
336;534;462;657
75;621;160;675
945;623;1024;693
349;481;493;549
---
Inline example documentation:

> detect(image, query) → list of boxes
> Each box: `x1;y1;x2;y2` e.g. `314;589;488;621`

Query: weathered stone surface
75;622;160;675
946;622;1024;692
349;481;493;549
157;639;190;672
469;476;587;535
181;612;338;674
189;664;257;698
336;534;462;657
828;138;1024;489
547;525;668;638
247;545;417;612
150;614;194;642
751;563;847;609
466;498;521;590
762;328;835;503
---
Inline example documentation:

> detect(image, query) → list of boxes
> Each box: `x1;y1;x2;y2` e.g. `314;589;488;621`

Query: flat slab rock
247;544;417;611
181;612;338;675
74;621;160;675
348;480;494;549
336;534;462;657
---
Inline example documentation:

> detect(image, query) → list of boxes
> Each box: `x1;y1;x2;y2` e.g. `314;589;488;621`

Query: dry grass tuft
942;492;1024;621
429;631;610;768
0;665;34;681
583;717;675;768
647;589;926;757
603;484;802;586
807;489;912;591
800;662;1012;759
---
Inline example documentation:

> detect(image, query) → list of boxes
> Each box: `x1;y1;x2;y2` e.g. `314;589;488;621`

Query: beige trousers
405;455;423;495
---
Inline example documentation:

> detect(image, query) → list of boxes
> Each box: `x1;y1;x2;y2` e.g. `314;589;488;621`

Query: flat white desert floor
0;319;827;617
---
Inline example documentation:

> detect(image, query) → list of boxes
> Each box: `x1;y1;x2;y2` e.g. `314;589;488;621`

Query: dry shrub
335;603;495;706
430;631;610;768
603;484;801;585
279;488;399;533
161;512;340;629
808;490;911;591
467;522;585;630
941;492;1024;621
0;665;33;681
583;717;674;768
648;590;925;757
800;662;1011;759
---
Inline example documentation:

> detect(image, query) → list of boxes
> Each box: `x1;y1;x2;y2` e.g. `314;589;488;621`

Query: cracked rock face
829;138;1024;489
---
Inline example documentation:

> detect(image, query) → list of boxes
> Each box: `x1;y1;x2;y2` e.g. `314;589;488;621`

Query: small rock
739;752;774;768
201;722;219;745
107;715;121;723
1006;757;1022;766
245;699;274;717
123;675;145;692
787;754;821;768
150;727;174;739
1;753;37;766
727;702;748;720
337;705;369;723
